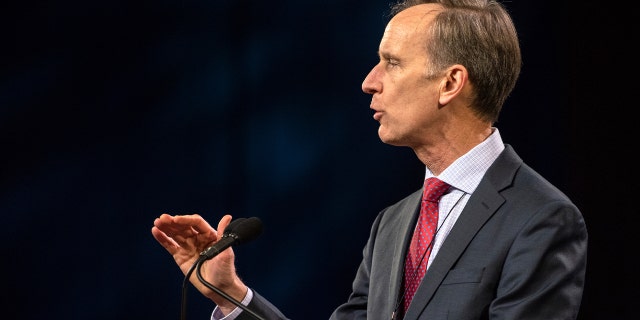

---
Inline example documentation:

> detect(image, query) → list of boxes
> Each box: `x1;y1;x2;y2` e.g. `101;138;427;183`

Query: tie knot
423;177;450;203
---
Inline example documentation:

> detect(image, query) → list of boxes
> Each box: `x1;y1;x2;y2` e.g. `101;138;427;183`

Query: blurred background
2;0;635;319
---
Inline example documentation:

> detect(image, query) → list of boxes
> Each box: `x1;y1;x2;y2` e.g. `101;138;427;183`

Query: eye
377;52;400;69
386;58;400;69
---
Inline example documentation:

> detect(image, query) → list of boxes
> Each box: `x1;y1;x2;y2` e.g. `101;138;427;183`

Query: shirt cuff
210;288;254;320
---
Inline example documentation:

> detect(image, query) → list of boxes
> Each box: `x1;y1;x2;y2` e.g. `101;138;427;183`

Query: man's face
362;4;444;149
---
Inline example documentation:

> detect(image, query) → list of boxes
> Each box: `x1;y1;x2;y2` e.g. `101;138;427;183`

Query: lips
373;110;383;121
371;102;383;121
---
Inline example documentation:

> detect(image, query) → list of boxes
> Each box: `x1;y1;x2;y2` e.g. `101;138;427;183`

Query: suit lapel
389;189;422;315
404;145;522;318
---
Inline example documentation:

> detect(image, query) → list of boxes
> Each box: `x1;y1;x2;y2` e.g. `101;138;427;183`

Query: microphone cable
179;217;265;320
180;256;201;320
391;191;465;320
195;258;265;320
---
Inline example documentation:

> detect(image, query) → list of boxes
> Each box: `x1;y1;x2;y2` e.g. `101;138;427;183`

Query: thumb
217;214;233;238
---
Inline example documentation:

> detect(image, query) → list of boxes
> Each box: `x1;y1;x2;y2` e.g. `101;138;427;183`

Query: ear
438;64;468;105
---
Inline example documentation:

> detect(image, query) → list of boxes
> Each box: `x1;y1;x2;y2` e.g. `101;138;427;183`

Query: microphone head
226;217;263;245
224;217;246;234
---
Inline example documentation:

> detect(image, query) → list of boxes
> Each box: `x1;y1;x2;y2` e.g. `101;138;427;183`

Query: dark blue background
2;0;634;319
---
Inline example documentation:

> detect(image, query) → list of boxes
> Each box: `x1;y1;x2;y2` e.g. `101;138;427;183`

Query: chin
378;127;406;146
378;134;402;147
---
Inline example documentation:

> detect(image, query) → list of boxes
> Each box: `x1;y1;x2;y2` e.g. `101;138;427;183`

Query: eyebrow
379;50;397;60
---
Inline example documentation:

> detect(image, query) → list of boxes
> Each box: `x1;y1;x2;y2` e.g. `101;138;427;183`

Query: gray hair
390;0;521;123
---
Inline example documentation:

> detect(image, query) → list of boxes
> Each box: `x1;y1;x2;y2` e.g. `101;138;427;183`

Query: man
151;0;588;319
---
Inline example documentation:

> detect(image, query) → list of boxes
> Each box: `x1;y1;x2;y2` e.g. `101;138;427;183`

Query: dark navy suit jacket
238;145;588;320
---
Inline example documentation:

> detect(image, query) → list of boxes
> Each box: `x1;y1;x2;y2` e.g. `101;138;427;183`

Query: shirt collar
425;127;504;194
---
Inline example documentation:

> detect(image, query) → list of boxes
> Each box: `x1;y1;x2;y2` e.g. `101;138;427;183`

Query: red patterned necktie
401;177;450;316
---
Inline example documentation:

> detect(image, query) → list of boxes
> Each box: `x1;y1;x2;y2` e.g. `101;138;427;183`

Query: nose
362;64;381;95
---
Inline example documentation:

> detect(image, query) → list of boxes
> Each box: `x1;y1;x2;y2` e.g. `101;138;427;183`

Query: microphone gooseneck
180;217;264;320
200;217;262;260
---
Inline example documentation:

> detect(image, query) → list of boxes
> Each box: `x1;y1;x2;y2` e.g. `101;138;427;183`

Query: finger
176;214;217;237
153;214;182;236
217;214;233;235
153;213;174;228
153;214;200;248
151;226;180;255
156;214;204;240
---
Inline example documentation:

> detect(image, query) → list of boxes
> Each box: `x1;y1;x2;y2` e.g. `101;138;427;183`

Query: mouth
373;110;383;121
370;101;382;121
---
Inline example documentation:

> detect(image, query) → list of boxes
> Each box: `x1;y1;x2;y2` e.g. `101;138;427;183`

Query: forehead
380;4;442;53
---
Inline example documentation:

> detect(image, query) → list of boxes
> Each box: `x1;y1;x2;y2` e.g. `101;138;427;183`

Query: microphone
199;216;263;260
181;217;265;320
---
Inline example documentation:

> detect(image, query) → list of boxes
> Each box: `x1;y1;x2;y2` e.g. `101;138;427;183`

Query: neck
415;125;492;176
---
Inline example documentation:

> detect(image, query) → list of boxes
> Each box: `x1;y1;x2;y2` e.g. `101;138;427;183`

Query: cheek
382;75;438;115
399;92;440;127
